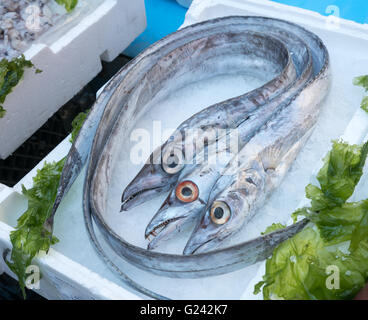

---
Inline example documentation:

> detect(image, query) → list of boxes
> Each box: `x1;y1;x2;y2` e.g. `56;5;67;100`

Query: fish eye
210;201;231;225
162;147;185;174
175;181;199;203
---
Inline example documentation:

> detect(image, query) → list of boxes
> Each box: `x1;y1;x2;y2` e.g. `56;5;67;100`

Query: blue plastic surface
124;0;368;57
123;0;187;57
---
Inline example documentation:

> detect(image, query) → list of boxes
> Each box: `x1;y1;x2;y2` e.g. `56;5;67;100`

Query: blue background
124;0;368;57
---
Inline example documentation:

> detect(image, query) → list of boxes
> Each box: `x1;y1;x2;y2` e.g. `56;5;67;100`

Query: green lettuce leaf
0;55;38;118
55;0;78;12
6;160;64;298
256;139;368;300
354;75;368;113
261;223;286;235
259;221;368;300
361;96;368;113
300;139;368;214
70;109;90;143
350;208;368;252
6;108;89;298
353;75;368;92
311;140;368;209
0;106;5;118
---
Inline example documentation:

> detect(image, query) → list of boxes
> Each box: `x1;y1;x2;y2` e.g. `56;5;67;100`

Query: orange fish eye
175;181;199;203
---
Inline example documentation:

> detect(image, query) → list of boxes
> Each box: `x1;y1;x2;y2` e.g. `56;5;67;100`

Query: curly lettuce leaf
0;55;37;118
354;75;368;113
5;67;87;298
361;96;368;113
302;202;368;245
261;223;286;235
0;106;5;118
6;160;64;297
6;104;89;298
258;217;368;300
350;208;368;252
55;0;78;12
70;109;90;143
307;140;368;210
353;75;368;92
256;139;368;300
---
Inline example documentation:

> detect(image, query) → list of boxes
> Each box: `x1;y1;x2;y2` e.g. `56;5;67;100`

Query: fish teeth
146;219;175;239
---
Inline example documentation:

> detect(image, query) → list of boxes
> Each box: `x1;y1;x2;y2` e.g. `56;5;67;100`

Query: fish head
183;167;266;254
145;179;205;250
121;144;186;211
183;188;250;255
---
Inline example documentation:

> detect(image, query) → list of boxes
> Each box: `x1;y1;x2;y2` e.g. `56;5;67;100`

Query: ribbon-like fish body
145;32;314;248
120;31;299;211
45;17;330;298
184;66;330;254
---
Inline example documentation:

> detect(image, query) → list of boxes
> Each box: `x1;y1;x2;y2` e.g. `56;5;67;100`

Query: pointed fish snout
183;238;201;255
121;163;177;211
145;192;204;250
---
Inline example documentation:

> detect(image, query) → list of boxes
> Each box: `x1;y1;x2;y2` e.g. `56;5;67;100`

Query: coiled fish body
120;31;298;211
46;17;330;298
145;34;314;248
184;68;330;254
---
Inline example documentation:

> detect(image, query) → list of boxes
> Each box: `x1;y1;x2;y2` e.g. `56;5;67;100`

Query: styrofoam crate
0;135;141;300
1;0;368;300
0;0;146;159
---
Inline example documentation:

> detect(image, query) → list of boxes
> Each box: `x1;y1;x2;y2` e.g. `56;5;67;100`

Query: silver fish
145;41;313;249
120;31;298;211
87;16;329;275
183;67;330;254
47;17;330;299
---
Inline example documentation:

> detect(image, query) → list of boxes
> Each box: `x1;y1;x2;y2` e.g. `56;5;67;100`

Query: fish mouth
145;194;205;250
183;237;218;255
121;186;168;211
145;216;184;239
145;216;187;250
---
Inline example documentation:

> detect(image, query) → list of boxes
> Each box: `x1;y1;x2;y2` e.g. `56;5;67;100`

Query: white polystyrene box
1;0;368;300
0;0;146;159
